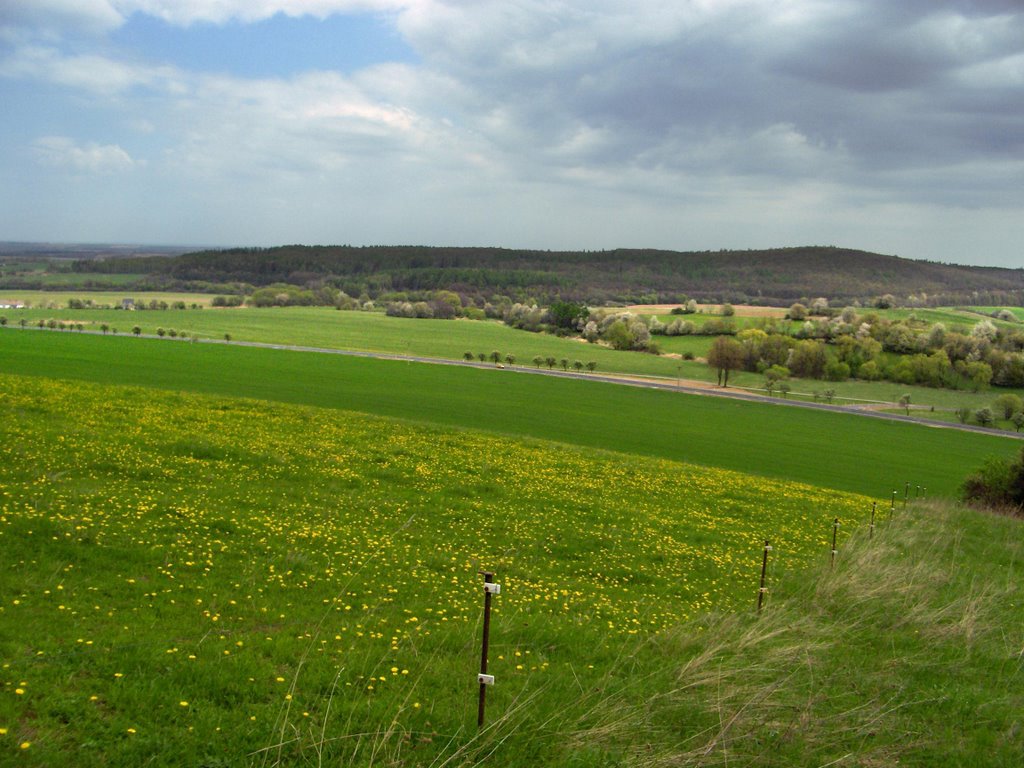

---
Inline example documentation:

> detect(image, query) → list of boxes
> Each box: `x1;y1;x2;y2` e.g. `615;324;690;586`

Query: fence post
831;518;839;569
477;571;499;727
869;501;876;540
757;539;771;612
903;481;910;509
891;490;897;516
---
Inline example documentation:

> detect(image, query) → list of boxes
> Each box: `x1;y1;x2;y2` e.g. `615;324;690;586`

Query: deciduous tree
706;336;744;387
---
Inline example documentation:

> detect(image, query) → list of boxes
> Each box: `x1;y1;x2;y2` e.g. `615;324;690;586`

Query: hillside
67;244;1024;305
1;372;1021;766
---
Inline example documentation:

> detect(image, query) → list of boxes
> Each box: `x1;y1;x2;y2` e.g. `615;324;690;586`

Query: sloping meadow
0;374;872;766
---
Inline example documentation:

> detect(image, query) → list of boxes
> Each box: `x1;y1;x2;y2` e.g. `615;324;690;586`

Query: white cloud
0;45;184;95
33;136;138;173
109;0;419;26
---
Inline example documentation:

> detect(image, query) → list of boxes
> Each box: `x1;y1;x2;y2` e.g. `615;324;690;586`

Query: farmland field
6;301;1024;415
0;373;870;766
1;329;1018;496
0;290;217;307
1;305;687;379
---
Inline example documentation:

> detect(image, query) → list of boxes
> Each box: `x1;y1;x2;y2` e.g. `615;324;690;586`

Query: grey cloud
395;0;1024;209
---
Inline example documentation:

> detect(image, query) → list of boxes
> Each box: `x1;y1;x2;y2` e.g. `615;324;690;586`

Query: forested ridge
67;244;1024;305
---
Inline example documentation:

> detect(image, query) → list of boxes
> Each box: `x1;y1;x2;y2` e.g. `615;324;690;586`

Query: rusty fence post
477;571;499;727
757;539;771;612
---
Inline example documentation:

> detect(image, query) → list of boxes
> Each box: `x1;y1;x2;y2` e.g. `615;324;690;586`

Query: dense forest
36;244;1024;306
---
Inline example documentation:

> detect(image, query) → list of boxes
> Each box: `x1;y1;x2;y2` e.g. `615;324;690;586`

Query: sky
1;1;1023;267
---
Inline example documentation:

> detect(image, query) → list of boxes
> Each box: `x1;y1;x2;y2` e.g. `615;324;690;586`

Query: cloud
33;136;139;173
391;1;1024;201
109;0;419;26
0;45;183;95
1;0;1023;263
0;0;123;36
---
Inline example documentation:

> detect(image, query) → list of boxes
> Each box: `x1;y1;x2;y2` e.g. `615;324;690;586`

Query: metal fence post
477;571;499;727
757;539;771;612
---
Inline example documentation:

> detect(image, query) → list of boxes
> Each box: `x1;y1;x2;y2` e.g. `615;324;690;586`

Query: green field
1;329;1018;497
969;305;1024;323
0;374;870;766
0;290;216;307
7;300;1024;418
2;306;687;377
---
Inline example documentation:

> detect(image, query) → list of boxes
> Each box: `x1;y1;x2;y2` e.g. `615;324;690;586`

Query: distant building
121;298;135;310
0;302;25;309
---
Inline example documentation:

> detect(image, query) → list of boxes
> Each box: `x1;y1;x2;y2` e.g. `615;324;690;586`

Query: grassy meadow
2;328;1019;497
0;374;872;766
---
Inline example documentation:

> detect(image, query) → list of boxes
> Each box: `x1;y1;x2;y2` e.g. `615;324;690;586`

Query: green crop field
1;305;685;378
1;329;1018;497
6;301;1024;417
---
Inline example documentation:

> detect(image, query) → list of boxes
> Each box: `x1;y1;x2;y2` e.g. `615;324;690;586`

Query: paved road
12;326;1024;440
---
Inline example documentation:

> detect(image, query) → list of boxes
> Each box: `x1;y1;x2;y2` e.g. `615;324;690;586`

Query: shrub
993;394;1023;420
858;360;882;380
604;320;635;351
961;447;1024;511
824;360;850;381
